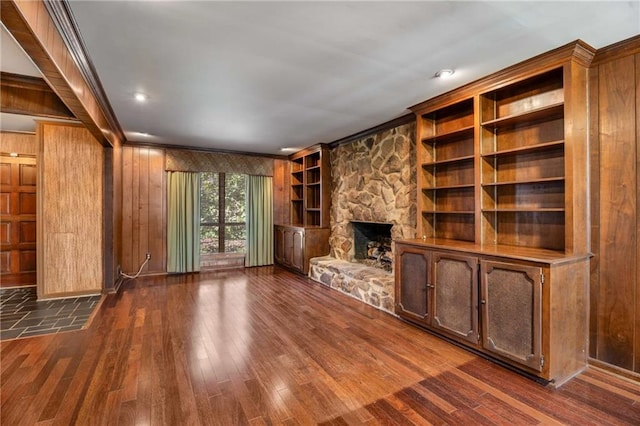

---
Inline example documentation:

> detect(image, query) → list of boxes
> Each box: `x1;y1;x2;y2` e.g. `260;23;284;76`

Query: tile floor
0;286;101;341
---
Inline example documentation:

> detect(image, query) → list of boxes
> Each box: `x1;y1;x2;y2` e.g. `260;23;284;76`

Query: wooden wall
0;132;37;156
120;146;287;275
273;158;290;225
589;35;640;376
37;122;103;298
121;146;166;275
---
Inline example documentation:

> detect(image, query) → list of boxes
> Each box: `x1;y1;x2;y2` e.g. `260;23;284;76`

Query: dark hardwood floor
1;266;639;425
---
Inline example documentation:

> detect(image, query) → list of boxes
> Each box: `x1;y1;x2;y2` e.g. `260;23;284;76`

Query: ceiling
3;2;640;155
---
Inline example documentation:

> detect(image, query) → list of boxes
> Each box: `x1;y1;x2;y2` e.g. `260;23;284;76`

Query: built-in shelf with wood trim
277;144;332;274
417;97;476;242
480;67;566;251
402;41;595;387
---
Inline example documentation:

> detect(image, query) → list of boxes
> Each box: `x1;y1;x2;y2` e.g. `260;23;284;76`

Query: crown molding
43;0;125;144
328;113;415;148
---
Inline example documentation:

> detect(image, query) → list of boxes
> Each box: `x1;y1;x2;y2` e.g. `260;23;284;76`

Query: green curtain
246;175;273;267
167;172;201;273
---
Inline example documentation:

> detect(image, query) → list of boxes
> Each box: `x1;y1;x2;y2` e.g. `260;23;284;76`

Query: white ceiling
4;2;640;154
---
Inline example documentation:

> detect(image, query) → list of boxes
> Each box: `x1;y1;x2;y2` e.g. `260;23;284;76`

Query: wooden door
480;260;543;372
395;244;430;324
0;156;37;286
431;251;479;345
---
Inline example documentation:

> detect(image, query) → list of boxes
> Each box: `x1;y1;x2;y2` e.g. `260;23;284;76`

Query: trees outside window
200;173;246;254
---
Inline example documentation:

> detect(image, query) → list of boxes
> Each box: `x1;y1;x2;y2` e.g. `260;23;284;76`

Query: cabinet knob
481;299;486;304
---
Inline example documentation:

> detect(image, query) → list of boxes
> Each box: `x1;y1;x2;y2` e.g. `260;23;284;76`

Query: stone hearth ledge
308;256;395;314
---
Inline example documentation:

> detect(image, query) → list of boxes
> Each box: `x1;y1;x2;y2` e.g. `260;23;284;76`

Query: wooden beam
0;0;124;147
1;71;74;119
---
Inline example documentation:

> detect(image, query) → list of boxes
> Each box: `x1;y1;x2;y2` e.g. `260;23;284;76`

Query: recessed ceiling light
138;132;150;137
435;69;455;78
134;92;148;102
280;147;299;152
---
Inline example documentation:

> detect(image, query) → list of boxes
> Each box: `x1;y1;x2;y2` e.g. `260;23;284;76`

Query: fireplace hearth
352;221;393;272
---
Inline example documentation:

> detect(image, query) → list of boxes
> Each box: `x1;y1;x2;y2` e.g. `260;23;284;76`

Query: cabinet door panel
481;260;543;371
291;230;305;271
432;252;479;344
283;230;294;267
395;245;430;323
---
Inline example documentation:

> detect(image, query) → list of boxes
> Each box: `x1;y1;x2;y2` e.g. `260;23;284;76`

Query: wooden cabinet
395;243;479;346
395;240;589;386
276;144;332;274
274;225;330;275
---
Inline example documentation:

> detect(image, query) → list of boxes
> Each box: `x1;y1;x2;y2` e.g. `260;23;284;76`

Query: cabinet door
291;229;305;272
395;245;430;324
480;260;543;372
431;252;479;345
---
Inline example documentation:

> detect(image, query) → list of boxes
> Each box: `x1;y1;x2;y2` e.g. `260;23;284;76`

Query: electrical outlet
116;265;121;276
146;252;151;260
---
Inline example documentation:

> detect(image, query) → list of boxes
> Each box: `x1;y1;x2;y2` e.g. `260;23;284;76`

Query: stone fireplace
308;123;416;313
352;221;393;272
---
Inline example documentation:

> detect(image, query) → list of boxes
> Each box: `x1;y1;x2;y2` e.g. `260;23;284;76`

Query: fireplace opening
352;221;393;272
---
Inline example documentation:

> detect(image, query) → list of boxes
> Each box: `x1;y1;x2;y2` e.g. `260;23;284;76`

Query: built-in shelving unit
480;67;566;251
289;145;330;227
400;41;595;386
276;144;331;274
417;97;476;242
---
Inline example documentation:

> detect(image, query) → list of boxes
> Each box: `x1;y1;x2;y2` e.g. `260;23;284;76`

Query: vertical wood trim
138;148;150;273
564;60;590;254
103;146;114;291
148;149;164;272
121;147;133;273
635;53;640;373
597;55;636;369
589;65;601;359
132;147;140;272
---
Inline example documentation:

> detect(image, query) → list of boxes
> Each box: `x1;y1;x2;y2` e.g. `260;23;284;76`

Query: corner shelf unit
289;144;331;228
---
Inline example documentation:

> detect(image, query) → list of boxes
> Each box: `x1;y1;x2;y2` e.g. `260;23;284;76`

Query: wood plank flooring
1;266;639;425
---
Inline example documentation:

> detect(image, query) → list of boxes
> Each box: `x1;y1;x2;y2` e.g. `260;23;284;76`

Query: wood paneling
121;146;166;275
0;72;74;119
589;38;640;374
0;0;123;147
37;122;102;298
273;158;290;225
0;132;37;156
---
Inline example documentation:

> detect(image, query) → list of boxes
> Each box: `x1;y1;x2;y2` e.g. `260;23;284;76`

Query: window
200;173;246;254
